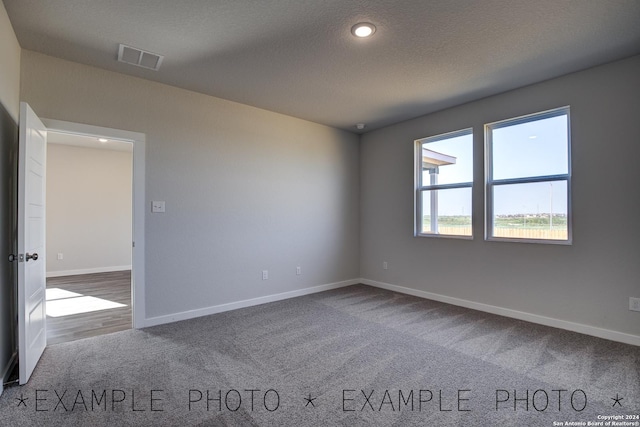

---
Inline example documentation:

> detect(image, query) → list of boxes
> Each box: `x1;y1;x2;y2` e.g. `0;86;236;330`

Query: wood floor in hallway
45;270;131;345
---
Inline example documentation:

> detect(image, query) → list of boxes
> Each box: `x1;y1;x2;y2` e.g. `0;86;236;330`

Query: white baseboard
139;277;639;346
361;278;640;347
46;265;132;278
143;279;360;328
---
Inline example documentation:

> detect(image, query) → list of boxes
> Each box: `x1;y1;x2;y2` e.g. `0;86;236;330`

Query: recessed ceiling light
356;123;366;130
351;23;376;38
98;138;108;143
529;135;537;139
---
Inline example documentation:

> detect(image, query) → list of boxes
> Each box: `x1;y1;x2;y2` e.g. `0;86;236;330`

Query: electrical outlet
296;266;301;275
630;297;640;312
151;201;165;213
57;253;63;260
383;261;388;270
262;270;269;280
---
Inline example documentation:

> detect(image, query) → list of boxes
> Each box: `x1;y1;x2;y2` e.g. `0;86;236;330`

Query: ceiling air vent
117;44;164;71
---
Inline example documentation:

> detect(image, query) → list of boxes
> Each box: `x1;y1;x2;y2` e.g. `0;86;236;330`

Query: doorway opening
42;119;146;336
45;131;133;344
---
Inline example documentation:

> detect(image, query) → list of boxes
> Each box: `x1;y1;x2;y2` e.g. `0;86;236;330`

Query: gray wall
0;0;20;123
0;0;20;389
360;55;640;337
20;50;360;319
47;143;132;275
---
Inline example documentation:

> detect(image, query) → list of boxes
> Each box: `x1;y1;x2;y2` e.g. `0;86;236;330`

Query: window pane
420;132;472;186
420;188;472;236
492;181;568;240
492;114;568;180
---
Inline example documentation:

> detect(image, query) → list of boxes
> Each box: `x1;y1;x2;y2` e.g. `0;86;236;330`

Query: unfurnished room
0;1;639;426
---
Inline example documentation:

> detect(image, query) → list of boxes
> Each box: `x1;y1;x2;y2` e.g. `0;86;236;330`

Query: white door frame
41;119;146;328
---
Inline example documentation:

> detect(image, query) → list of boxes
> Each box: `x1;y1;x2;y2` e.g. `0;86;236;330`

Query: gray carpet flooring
1;284;638;426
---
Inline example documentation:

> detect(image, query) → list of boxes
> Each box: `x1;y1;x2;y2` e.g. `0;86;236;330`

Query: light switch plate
151;201;166;213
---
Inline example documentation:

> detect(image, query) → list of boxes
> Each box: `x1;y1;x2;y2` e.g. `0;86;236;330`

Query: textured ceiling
4;0;640;133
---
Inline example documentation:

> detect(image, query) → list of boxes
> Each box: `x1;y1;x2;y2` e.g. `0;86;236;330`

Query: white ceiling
48;132;133;152
5;0;640;133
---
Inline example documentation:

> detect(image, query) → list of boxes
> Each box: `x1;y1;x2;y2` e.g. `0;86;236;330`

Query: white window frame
485;106;572;244
414;128;473;239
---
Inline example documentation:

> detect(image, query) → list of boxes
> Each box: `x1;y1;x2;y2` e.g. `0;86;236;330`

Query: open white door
17;102;47;385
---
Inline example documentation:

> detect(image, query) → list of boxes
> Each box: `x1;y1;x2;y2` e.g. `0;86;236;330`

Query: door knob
26;253;38;262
